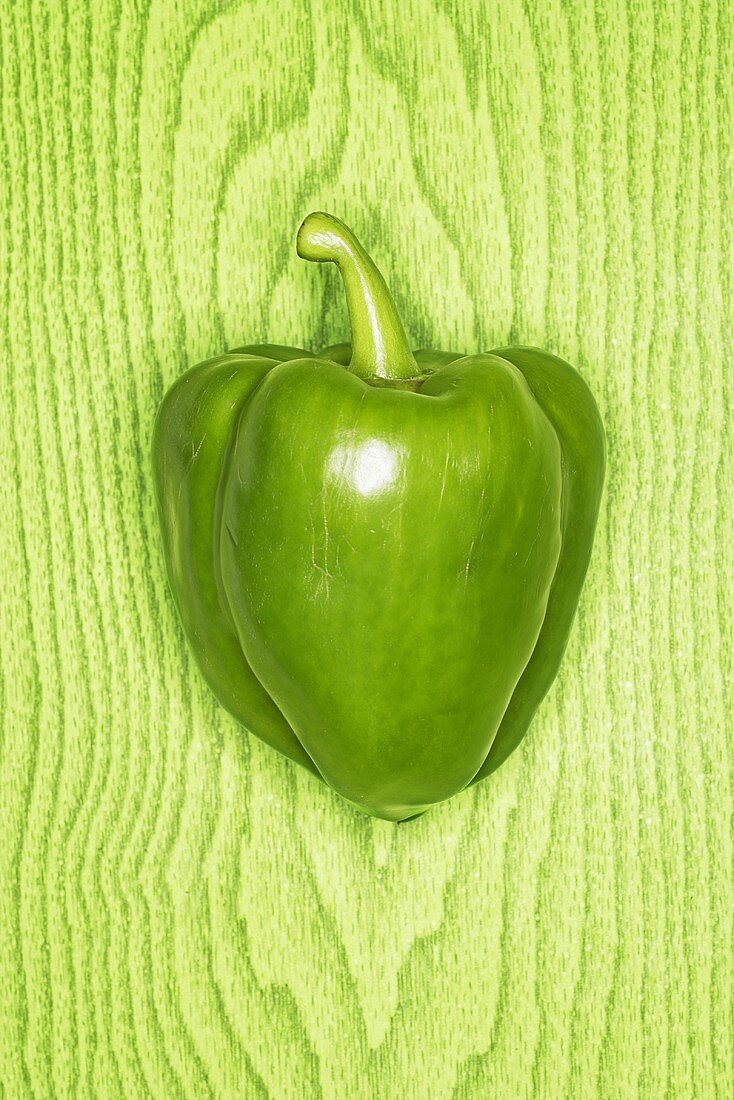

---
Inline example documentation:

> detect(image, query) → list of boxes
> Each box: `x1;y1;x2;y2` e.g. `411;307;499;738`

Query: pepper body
152;213;605;820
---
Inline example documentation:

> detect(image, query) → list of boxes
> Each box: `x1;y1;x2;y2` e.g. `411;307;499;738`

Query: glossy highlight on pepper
152;212;606;821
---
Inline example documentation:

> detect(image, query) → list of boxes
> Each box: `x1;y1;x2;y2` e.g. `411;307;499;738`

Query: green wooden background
1;0;732;1096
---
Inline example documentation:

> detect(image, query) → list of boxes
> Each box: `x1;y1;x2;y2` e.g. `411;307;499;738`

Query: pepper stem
296;211;419;381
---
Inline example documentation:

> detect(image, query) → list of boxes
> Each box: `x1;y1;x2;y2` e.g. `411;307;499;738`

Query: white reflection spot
328;439;399;497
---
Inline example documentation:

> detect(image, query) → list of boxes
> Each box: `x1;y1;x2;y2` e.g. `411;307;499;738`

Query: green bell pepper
152;212;605;821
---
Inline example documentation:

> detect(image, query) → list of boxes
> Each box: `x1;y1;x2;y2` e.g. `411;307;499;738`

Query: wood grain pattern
1;1;732;1096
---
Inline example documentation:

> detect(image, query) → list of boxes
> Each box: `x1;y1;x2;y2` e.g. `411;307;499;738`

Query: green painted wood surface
1;1;732;1096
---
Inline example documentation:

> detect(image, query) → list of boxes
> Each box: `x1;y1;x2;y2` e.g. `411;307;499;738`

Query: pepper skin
152;212;605;821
